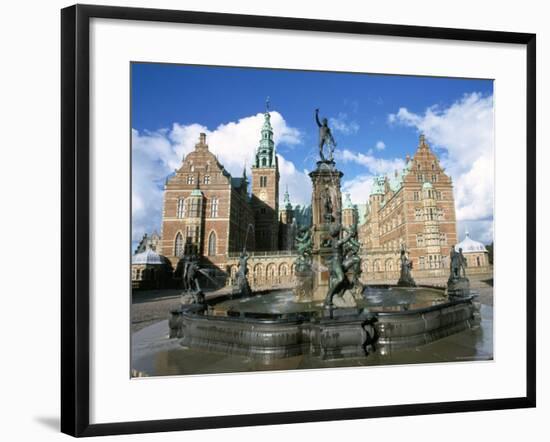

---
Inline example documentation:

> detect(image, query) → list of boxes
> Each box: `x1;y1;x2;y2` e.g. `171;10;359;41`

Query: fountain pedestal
309;160;343;302
294;268;314;302
447;277;471;298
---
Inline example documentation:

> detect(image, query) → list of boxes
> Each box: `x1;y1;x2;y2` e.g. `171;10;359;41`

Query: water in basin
213;285;447;315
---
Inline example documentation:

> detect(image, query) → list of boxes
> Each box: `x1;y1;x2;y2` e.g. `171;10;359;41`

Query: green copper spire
283;186;292;210
343;193;354;209
254;98;276;168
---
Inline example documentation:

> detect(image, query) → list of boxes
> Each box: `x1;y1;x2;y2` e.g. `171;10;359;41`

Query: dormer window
186;175;194;185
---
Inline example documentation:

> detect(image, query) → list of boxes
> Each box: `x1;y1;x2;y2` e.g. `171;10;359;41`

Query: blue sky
131;63;494;248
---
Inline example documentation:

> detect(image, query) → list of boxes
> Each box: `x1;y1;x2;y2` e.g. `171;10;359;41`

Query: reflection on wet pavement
131;304;493;377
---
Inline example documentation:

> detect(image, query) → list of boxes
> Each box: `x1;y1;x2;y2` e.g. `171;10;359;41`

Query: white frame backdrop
61;5;536;437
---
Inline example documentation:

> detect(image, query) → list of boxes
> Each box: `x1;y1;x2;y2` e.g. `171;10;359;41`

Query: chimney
196;133;208;150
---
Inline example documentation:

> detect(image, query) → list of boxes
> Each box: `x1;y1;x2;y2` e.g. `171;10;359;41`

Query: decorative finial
419;133;428;148
266;96;271;112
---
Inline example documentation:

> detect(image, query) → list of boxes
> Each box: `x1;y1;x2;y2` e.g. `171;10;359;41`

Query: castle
132;106;491;289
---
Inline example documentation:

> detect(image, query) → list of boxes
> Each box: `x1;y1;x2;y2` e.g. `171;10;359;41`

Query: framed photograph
61;4;536;437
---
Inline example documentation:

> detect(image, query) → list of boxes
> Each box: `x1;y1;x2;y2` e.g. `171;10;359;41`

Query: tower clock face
260;191;267;201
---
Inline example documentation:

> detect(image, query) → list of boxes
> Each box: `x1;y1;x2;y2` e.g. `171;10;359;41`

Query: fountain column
309;160;343;301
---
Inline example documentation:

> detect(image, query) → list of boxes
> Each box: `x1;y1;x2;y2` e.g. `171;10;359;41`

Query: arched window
476;256;481;267
208;231;217;256
176;198;185;218
174;232;184;257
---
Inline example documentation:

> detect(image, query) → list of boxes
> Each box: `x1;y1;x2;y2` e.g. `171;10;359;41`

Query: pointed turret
254;102;276;168
251;98;280;251
283;186;292;210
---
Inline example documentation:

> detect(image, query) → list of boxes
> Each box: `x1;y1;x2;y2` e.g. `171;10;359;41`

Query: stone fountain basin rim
178;292;478;325
180;308;372;325
373;293;478;317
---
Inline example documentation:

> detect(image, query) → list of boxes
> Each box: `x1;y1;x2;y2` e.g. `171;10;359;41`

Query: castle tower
278;187;295;250
342;193;356;227
364;176;385;250
251;100;280;251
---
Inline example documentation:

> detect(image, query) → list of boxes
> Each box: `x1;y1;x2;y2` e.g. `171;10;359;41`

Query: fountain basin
169;286;481;360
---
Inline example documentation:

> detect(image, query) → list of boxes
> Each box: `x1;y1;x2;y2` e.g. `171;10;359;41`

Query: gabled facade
359;134;458;274
159;132;254;270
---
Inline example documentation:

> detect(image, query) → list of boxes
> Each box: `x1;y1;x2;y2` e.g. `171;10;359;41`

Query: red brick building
359;134;459;279
159;108;289;279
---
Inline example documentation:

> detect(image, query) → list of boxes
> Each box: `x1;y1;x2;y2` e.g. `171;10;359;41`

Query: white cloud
342;174;376;204
388;92;494;241
337;149;405;206
375;140;386;151
336;149;405;177
329;112;360;135
132;112;305;243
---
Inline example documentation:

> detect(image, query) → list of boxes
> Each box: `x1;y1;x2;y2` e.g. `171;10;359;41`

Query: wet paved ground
131;303;493;377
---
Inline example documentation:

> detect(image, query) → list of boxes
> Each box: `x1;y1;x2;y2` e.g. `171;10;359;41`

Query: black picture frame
61;4;536;437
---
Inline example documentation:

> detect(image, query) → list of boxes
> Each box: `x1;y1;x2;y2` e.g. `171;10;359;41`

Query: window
417;234;424;247
203;175;210;185
440;233;447;245
432;174;437;182
417;174;423;182
476;256;481;266
189;198;201;217
260;176;267;187
260;208;266;215
413;191;419;201
261;158;267;167
186;175;194;185
174;232;184;257
176;198;185;218
210;197;219;217
185;225;199;245
415;208;422;221
419;256;425;269
429;208;434;220
208;231;217;256
431;163;435;170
